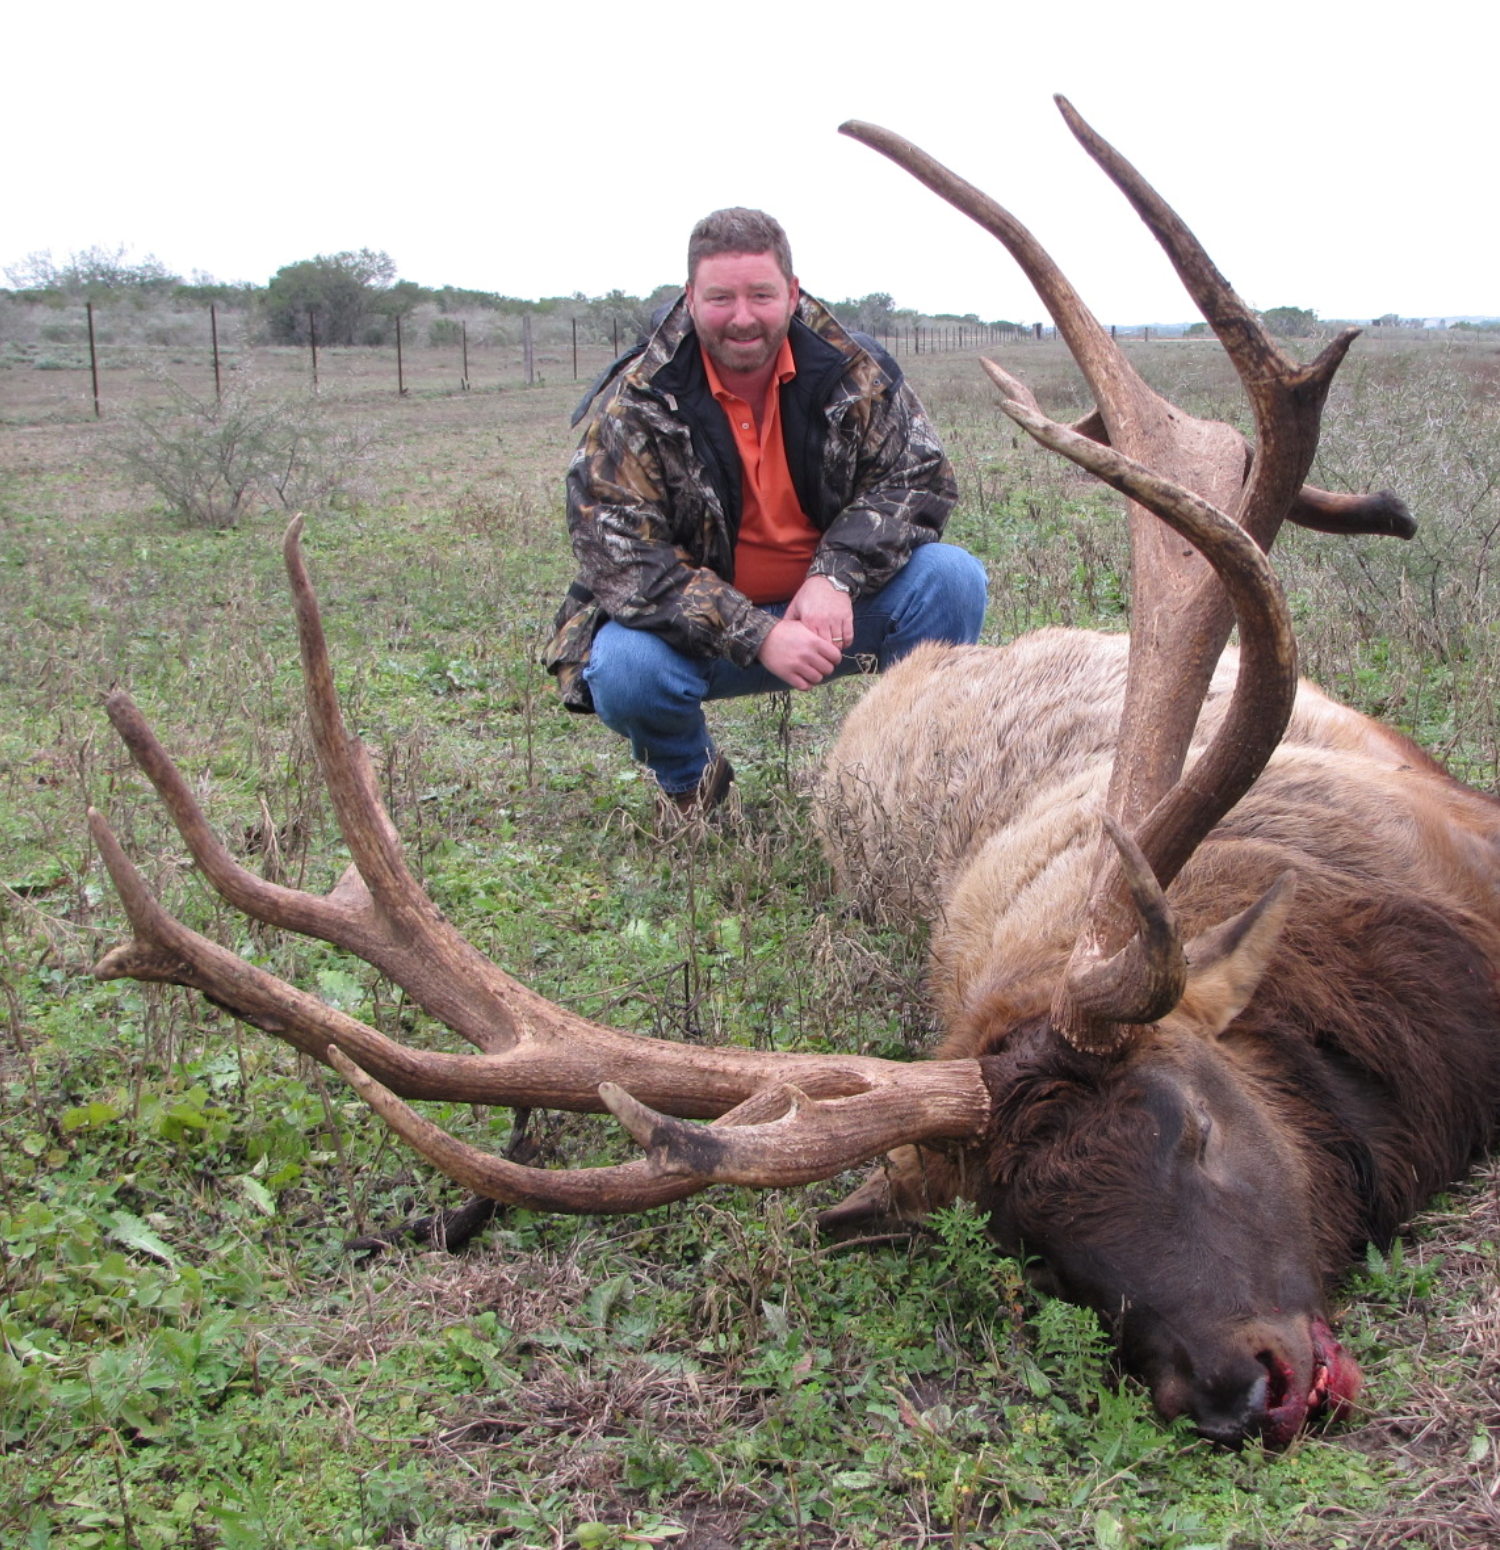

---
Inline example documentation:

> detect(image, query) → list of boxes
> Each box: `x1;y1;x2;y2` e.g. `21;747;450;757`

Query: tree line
19;243;1424;344
3;244;1023;351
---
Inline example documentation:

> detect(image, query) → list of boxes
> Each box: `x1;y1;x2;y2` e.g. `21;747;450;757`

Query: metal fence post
211;304;222;400
86;301;101;418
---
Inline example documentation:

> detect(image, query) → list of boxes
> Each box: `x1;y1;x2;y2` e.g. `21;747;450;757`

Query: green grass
2;339;1500;1547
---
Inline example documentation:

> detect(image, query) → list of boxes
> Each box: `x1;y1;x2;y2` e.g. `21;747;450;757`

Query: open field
3;331;1500;1548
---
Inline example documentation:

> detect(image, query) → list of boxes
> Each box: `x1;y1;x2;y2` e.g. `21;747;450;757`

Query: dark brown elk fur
817;633;1500;1444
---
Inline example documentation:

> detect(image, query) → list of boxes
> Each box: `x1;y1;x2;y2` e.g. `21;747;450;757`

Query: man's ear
1169;872;1298;1037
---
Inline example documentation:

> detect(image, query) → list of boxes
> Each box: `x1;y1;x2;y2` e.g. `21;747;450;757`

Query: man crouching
546;207;986;816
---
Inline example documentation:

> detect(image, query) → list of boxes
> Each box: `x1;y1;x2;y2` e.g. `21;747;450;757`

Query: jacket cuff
725;607;777;668
807;553;865;599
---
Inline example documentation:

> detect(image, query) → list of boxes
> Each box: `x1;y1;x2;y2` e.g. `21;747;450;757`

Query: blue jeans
583;542;987;793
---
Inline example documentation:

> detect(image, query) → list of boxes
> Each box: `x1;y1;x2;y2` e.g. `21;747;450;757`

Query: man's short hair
687;209;794;285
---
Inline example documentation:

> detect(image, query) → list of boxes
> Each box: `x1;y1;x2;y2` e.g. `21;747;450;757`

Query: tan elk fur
817;631;1500;1255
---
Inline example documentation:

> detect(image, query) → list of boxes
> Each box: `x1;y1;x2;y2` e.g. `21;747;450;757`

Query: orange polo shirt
701;338;821;605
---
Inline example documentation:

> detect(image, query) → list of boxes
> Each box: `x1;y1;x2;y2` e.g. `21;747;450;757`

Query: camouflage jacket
544;292;958;712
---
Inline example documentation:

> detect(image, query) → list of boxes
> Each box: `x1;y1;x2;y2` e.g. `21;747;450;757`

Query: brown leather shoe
657;756;735;823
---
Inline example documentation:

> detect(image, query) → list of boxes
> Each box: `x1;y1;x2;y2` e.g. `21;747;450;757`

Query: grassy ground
2;333;1500;1548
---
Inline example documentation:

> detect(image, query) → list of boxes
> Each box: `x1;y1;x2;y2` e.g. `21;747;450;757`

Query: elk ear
816;1143;963;1239
1172;872;1298;1037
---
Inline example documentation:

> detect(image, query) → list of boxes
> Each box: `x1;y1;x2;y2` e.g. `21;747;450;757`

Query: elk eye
1181;1106;1214;1162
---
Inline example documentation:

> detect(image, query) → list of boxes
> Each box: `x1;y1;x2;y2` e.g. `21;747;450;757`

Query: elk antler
841;100;1390;1051
91;517;992;1213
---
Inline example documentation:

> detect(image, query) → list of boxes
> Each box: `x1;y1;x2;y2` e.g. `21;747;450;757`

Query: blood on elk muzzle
93;100;1500;1451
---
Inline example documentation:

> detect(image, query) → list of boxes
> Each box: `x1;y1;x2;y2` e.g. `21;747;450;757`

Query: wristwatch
822;575;852;594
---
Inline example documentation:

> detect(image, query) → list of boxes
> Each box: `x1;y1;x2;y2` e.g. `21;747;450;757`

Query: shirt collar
701;334;798;405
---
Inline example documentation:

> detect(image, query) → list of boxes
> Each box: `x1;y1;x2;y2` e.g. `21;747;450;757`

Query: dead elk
88;102;1483;1451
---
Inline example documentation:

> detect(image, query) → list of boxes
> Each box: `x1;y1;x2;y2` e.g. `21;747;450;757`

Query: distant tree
173;277;259;308
431;284;506;314
4;250;59;290
372;280;425;321
829;292;897;333
1259;305;1319;338
1184;321;1210;336
263;250;397;345
4;244;178;296
583;284;679;346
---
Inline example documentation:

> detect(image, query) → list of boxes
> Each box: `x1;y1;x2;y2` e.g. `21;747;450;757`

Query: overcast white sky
4;0;1493;324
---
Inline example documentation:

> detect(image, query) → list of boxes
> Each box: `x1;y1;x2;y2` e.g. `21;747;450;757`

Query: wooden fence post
461;321;470;392
396;313;407;396
309;310;319;391
523;314;535;385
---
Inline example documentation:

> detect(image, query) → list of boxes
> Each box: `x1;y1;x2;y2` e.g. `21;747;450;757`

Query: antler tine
599;1070;990;1187
324;1049;717;1213
993;391;1297;867
1288;486;1415;540
1057;814;1184;1038
282;515;408;902
838;119;1160;451
279;515;546;1051
317;1051;988;1209
1053;96;1362;550
1053;96;1285;398
990;396;1297;1045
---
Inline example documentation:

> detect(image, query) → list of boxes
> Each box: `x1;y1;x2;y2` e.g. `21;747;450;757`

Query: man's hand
785;574;855;647
759;618;842;689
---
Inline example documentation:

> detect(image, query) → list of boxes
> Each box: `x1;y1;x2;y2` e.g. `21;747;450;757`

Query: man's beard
700;321;788;378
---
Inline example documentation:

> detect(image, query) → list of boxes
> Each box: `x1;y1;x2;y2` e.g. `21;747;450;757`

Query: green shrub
263;249;396;346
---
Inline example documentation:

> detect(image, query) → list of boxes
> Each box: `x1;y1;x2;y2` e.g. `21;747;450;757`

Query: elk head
91;100;1400;1446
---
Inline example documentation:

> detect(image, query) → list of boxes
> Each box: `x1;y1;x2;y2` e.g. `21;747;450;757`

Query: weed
113;373;374;528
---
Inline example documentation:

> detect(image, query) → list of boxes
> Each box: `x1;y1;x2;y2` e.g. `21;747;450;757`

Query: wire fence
18;302;1084;419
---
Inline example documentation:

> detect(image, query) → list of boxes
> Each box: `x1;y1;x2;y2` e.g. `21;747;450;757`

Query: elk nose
1185;1357;1273;1447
